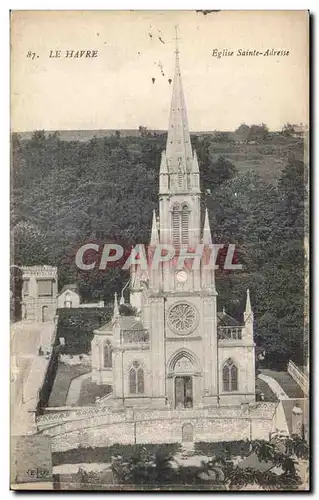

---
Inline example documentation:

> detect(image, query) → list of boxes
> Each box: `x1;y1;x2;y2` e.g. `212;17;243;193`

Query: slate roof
95;316;146;335
59;283;79;295
217;311;241;327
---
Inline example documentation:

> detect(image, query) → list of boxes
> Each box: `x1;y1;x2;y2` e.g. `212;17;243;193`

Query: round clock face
168;302;198;335
176;270;188;283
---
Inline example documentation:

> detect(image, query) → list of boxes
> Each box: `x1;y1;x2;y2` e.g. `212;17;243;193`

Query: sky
11;10;309;132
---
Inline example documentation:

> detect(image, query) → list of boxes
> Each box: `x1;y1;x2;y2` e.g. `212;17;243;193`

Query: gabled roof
119;317;145;330
217;311;241;327
94;316;146;335
59;284;79;295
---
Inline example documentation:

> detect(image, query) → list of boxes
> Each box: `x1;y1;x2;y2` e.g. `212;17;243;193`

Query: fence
287;360;308;396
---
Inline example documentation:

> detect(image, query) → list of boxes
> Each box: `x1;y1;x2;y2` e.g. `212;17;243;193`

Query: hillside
11;130;306;368
15;130;304;182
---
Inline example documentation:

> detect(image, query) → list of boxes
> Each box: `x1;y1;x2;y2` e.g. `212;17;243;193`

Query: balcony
218;326;243;341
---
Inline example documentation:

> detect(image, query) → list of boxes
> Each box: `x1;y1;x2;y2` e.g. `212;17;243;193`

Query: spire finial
113;292;119;320
203;207;212;245
174;25;180;55
245;288;252;314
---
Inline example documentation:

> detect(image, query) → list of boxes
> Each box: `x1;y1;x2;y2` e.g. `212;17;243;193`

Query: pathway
258;373;289;400
11;321;57;435
65;372;92;406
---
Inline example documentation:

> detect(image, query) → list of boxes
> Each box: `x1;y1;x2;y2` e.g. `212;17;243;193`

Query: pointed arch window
103;340;112;368
129;361;144;394
222;358;238;392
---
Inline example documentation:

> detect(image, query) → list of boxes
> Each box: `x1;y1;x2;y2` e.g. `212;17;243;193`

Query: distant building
57;283;104;309
21;266;58;322
57;284;80;309
291;123;308;138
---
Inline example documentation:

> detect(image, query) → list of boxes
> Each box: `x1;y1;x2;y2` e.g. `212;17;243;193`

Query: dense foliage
56;307;112;354
11;130;306;367
53;436;309;490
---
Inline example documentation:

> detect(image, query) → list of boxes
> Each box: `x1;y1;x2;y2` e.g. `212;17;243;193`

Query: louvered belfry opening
172;203;189;250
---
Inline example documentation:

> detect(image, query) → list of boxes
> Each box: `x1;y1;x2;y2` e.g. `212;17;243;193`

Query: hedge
52;443;181;466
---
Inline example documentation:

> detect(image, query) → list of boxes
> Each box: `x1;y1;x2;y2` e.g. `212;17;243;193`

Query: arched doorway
64;292;72;308
168;350;200;409
182;423;194;442
175;376;193;409
42;305;48;322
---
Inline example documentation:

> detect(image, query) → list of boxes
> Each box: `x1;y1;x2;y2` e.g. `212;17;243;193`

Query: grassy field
207;137;304;182
77;379;112;406
255;377;278;402
48;362;91;407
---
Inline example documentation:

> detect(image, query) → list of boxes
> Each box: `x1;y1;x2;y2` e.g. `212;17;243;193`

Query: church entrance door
174;376;193;409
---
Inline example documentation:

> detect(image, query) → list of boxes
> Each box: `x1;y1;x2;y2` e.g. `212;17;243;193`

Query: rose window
168;303;197;335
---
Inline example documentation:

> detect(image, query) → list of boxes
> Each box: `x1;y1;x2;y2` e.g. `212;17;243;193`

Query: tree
12;221;49;266
248;123;269;142
10;265;23;322
201;436;308;490
282;123;295;137
234;123;250;142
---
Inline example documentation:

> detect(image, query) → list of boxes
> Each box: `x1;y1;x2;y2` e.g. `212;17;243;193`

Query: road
11;321;56;435
258;373;289;400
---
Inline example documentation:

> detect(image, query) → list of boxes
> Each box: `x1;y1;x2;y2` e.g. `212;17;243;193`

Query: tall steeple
158;28;201;248
165;27;193;177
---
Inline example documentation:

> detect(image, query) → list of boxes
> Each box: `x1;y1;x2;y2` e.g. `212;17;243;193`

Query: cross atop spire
166;27;193;178
174;25;180;55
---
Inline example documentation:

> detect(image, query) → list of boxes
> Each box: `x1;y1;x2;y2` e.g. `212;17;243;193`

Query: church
91;43;256;410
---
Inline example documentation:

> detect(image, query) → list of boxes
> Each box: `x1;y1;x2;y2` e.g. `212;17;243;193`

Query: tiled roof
217;311;241;327
59;284;79;295
95;316;146;334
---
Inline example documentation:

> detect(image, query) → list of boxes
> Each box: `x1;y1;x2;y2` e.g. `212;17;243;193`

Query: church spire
202;208;212;245
165;26;193;176
150;209;159;245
